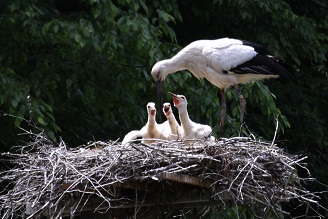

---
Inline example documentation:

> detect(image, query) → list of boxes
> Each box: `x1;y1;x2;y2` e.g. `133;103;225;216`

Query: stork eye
156;72;161;80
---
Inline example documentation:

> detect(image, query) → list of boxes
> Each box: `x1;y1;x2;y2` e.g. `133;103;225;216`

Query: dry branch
0;132;326;218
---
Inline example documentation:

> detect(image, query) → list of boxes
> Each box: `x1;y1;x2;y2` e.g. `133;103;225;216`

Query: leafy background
0;0;327;217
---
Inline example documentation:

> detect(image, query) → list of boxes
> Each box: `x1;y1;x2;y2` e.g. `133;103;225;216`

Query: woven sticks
0;132;326;218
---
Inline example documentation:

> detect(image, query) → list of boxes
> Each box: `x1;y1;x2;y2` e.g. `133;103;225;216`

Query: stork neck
178;107;193;129
168;114;179;131
168;114;178;126
165;56;187;75
147;115;157;126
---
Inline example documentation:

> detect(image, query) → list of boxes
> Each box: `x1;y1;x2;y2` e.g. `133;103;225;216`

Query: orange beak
163;104;170;116
150;109;156;116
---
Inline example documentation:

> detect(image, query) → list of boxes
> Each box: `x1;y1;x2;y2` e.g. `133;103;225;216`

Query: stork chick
168;92;214;140
122;102;167;145
162;102;182;140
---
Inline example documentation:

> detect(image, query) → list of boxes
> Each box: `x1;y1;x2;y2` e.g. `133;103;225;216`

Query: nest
0;132;325;218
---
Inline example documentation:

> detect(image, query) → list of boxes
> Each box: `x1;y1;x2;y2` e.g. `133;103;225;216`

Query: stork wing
195;124;212;138
203;38;293;80
157;121;173;140
122;130;142;145
230;53;294;81
203;39;257;72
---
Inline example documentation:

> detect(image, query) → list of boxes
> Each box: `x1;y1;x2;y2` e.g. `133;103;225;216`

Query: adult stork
151;38;293;136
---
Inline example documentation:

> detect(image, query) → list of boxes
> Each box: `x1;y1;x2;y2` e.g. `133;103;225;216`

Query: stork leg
233;84;247;135
219;89;227;137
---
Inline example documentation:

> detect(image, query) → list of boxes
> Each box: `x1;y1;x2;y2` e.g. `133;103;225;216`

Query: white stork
169;92;214;141
162;102;183;140
151;38;293;136
122;102;167;145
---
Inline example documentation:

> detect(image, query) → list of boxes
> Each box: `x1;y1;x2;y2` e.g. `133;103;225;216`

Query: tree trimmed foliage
0;0;181;148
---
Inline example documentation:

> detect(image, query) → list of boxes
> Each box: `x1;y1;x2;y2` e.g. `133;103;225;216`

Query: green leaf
158;9;174;22
74;33;81;43
37;117;45;125
47;131;56;141
14;118;21;127
91;7;101;18
9;3;17;12
11;99;18;108
82;26;90;37
53;24;59;33
66;79;73;88
140;0;148;14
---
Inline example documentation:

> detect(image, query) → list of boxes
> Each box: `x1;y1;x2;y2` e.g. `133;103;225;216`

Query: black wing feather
229;40;294;81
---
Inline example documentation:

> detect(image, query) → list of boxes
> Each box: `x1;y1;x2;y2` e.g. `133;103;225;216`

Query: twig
0;132;326;219
271;114;279;147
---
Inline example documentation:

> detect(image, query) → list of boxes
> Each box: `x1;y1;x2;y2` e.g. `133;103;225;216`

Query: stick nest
0;132;325;218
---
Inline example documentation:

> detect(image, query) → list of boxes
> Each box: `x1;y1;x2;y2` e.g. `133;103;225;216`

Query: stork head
151;60;169;82
162;102;172;117
147;102;156;117
168;92;187;109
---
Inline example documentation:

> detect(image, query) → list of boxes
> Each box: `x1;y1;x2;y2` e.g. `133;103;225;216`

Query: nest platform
0;133;324;218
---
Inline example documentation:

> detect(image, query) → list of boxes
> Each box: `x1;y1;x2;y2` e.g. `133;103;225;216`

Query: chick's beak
168;92;179;106
150;109;156;116
168;92;177;98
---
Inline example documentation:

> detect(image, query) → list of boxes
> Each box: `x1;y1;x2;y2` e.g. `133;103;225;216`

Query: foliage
0;0;181;148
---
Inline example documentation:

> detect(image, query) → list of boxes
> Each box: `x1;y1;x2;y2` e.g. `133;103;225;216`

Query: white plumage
122;102;168;145
151;38;293;135
169;92;214;141
162;102;183;140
